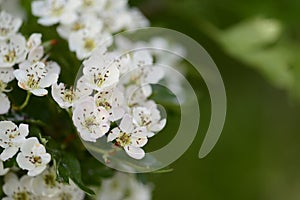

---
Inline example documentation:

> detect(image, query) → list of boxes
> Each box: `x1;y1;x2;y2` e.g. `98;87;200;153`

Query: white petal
119;114;134;133
39;73;58;88
124;145;145;160
107;128;120;142
0;93;10;114
18;124;29;138
28;165;46;176
31;88;48;96
16;153;35;170
20;137;39;155
0;146;19;161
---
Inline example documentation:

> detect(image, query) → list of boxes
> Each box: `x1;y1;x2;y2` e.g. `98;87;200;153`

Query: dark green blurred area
130;0;300;199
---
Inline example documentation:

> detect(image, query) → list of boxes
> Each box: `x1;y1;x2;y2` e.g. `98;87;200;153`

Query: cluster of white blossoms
0;10;60;114
53;47;166;160
0;121;51;176
32;0;149;60
2;170;84;200
96;172;152;200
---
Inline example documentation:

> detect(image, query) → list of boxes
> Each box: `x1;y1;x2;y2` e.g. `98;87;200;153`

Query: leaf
57;152;95;195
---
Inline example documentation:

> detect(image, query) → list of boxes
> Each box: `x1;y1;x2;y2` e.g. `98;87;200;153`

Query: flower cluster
0;10;60;114
32;0;149;59
0;121;51;176
53;48;166;159
2;170;84;200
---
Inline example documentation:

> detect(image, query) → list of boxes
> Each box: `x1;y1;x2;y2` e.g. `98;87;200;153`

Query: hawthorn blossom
51;180;85;200
57;13;103;39
16;137;51;176
0;11;22;40
0;67;14;114
2;173;38;200
0;121;29;161
30;167;60;197
132;101;166;137
96;172;152;200
51;77;92;109
69;29;112;60
0;34;27;67
94;88;125;121
72;99;110;142
82;49;119;91
31;0;81;26
14;61;59;96
108;114;149;159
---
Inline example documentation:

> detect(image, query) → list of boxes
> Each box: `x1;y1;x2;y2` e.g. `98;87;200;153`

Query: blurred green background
129;0;300;199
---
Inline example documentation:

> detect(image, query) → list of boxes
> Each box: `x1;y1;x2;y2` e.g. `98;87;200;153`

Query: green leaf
57;152;95;195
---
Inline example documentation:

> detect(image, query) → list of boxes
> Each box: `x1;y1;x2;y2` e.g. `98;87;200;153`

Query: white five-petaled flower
108;114;149;160
0;34;27;68
2;173;37;200
0;121;29;161
30;167;60;197
14;61;59;96
94;88;125;121
0;67;15;114
72;99;110;142
69;29;112;60
51;77;92;109
16;137;51;176
31;0;81;26
96;172;152;200
57;13;103;39
82;49;119;91
132;101;166;137
0;11;22;40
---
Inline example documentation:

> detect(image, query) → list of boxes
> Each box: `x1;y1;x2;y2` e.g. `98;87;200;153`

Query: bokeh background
129;0;300;199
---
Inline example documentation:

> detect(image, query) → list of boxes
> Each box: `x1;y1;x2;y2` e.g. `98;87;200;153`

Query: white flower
0;11;22;40
16;137;51;176
31;0;81;26
72;99;110;142
82;49;119;91
132;101;166;137
0;67;14;114
0;121;29;161
30;167;60;197
50;179;85;200
51;77;92;109
107;114;149;159
96;172;152;200
57;13;103;39
94;88;125;121
0;160;9;175
14;61;59;96
0;34;27;68
2;173;37;200
69;29;112;60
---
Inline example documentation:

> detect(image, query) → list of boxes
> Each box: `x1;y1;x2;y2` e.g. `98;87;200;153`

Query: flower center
72;22;84;31
63;89;75;103
84;38;95;51
3;50;16;63
25;75;40;89
116;132;131;147
13;191;29;200
43;174;57;188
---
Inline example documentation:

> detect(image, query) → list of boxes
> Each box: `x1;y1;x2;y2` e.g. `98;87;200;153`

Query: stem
13;92;31;111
